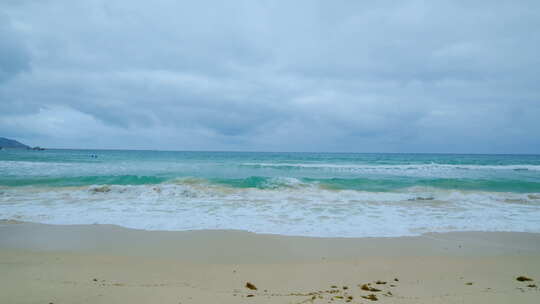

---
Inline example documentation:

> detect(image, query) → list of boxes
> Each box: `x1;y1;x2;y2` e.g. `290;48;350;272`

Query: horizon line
5;147;540;156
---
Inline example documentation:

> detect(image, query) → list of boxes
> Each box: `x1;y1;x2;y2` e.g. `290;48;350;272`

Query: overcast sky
1;1;539;153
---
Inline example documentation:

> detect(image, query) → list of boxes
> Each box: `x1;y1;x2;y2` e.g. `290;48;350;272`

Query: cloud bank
1;0;539;153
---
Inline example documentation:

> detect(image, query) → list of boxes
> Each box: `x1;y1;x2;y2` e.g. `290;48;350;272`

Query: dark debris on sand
245;282;257;290
360;283;381;292
245;278;400;304
362;294;378;301
516;276;533;282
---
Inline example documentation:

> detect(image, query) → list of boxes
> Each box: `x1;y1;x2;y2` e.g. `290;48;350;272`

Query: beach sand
1;221;539;303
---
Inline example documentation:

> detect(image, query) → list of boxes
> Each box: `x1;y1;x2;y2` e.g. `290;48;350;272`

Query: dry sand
1;221;539;303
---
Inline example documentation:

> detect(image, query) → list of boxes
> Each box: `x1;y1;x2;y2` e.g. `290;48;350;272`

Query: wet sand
1;221;539;303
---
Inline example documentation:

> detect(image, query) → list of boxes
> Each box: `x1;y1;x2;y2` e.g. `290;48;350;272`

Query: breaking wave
2;175;540;193
1;179;539;237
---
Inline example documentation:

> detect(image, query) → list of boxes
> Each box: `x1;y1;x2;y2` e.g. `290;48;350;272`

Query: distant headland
0;137;45;150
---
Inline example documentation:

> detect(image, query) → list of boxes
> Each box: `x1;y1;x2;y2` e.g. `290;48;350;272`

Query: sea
1;149;540;237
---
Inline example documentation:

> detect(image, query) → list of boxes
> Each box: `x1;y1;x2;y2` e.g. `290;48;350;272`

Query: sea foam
1;181;539;237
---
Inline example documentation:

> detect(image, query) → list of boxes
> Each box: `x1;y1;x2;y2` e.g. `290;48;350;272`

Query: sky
0;0;539;153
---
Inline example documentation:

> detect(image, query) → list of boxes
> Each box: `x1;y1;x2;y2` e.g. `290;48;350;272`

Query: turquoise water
2;149;540;191
1;149;540;236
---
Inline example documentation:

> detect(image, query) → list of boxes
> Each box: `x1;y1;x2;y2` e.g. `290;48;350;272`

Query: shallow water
1;149;539;237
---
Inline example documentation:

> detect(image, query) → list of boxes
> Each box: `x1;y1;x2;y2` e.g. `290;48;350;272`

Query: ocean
1;149;539;237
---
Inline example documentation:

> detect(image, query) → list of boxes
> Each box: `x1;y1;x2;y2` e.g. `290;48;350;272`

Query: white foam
1;184;539;237
242;162;540;171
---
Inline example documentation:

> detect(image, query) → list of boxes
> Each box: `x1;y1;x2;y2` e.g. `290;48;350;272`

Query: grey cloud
0;14;30;83
0;0;539;153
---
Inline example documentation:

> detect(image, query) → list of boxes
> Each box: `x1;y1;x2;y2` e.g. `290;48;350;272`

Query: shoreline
1;221;539;303
2;220;540;260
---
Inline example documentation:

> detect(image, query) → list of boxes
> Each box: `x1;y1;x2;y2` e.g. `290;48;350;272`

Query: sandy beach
0;221;538;304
